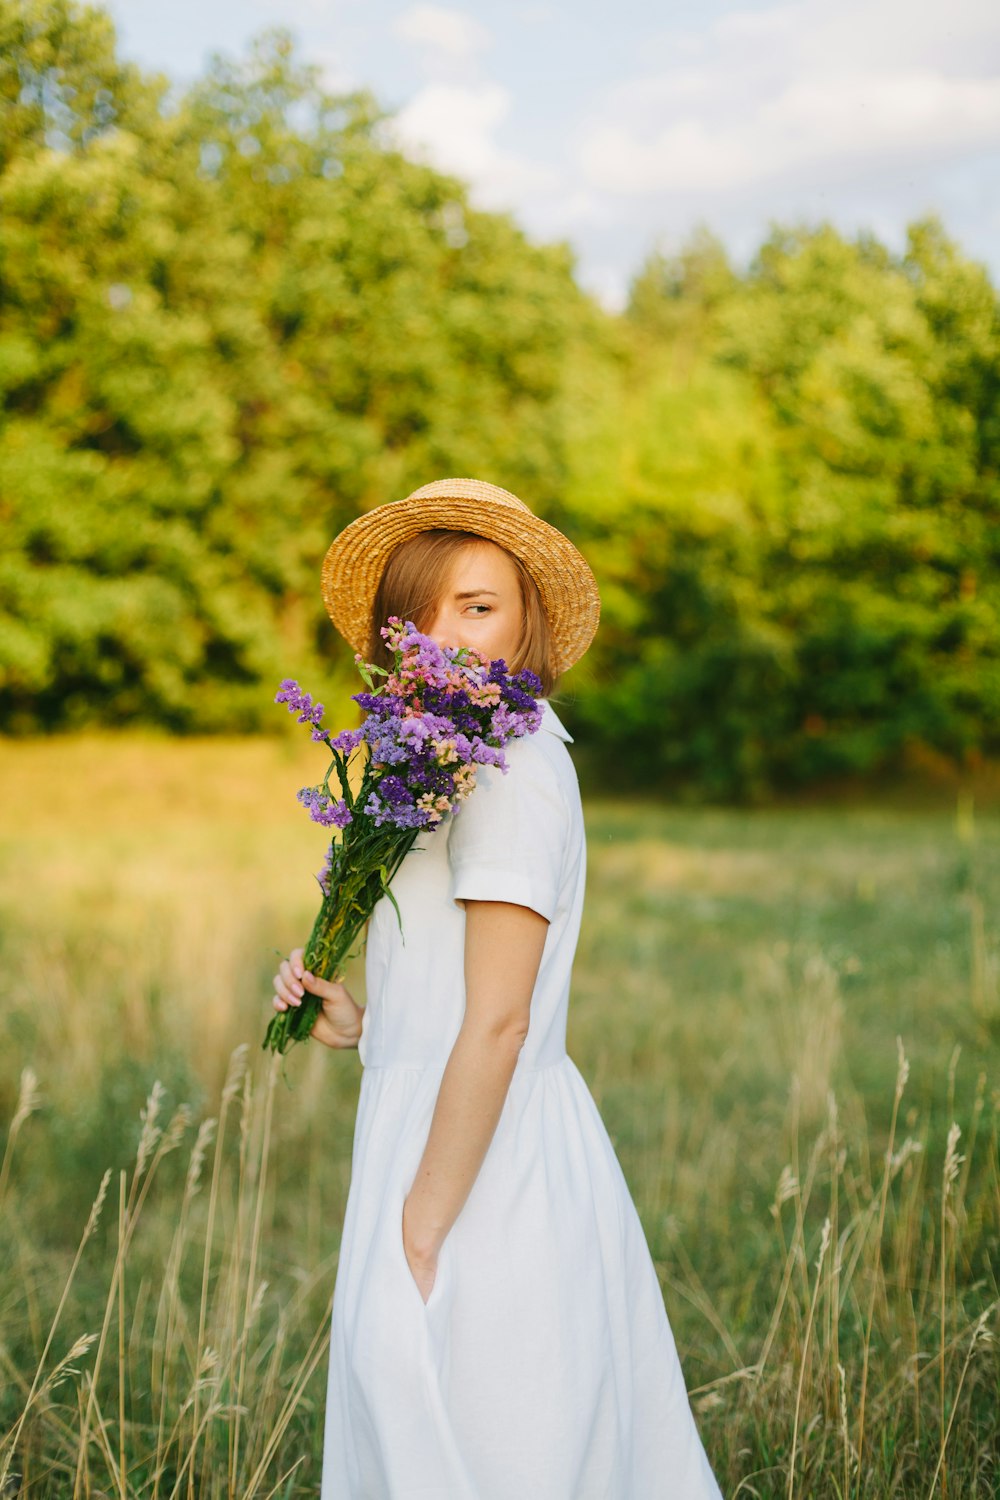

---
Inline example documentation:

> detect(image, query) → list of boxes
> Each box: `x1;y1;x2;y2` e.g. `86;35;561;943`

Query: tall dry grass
1;1050;338;1497
1;735;998;1495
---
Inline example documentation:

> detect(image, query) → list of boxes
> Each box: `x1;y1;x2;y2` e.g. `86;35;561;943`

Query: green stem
261;826;420;1056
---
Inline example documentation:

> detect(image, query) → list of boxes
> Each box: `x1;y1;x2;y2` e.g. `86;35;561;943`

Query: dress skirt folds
319;700;724;1500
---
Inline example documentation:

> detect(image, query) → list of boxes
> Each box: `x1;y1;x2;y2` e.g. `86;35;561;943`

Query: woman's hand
402;1196;440;1304
272;947;364;1049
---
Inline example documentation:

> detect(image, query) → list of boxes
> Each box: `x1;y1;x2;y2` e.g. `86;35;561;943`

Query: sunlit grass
1;735;999;1496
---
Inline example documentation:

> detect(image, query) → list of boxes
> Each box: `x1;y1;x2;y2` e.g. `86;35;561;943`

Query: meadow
1;734;998;1498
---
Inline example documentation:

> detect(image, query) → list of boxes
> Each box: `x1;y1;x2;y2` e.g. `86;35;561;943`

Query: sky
108;0;1000;311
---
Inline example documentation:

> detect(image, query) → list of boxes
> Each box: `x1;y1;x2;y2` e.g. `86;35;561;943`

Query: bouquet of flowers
262;617;543;1055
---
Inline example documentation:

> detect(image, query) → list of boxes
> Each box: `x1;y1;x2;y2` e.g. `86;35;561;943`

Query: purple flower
470;739;506;767
296;785;352;828
354;690;403;716
316;842;335;896
267;643;544;1056
276;679;326;735
330;727;364;755
364;713;409;765
277;639;541;840
331;800;353;829
398;717;431;747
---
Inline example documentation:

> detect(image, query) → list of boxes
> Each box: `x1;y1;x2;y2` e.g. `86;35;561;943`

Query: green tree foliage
1;1;605;730
569;222;1000;797
2;1;999;797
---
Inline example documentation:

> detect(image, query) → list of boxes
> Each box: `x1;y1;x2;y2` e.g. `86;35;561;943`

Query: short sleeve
447;740;567;922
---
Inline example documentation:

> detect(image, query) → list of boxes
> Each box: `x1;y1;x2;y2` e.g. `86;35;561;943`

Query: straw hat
320;477;601;675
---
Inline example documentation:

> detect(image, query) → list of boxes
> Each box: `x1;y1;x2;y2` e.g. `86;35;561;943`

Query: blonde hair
367;530;557;694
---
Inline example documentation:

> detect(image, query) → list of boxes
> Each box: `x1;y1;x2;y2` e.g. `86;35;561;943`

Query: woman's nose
423;607;451;649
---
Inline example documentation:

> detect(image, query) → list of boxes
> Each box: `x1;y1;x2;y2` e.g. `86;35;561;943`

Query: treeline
2;0;999;798
580;225;1000;796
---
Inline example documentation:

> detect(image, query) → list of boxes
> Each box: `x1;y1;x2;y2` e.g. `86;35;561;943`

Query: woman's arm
402;898;549;1299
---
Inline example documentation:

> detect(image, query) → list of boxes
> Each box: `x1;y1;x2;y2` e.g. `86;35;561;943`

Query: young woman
271;478;724;1499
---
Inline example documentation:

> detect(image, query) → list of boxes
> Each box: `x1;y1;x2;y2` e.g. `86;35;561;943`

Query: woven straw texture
320;477;601;674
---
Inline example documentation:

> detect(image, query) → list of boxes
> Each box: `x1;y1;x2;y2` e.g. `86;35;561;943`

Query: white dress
320;699;724;1500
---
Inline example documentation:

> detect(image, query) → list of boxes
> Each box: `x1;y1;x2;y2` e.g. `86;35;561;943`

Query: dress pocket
399;1198;449;1314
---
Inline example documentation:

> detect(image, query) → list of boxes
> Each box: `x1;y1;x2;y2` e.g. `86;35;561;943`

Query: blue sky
109;0;1000;309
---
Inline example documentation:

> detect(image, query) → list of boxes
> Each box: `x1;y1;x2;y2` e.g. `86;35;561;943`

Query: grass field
1;734;999;1497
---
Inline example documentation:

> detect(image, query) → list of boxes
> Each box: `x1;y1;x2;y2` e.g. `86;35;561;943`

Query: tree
566;221;1000;797
0;4;608;730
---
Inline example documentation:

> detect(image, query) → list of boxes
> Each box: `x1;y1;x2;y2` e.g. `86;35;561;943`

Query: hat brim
320;479;600;675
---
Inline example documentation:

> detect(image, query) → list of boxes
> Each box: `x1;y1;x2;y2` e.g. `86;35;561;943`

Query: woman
272;478;724;1499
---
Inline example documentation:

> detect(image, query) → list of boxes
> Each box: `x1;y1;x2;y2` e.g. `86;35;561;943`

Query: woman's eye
465;604;492;615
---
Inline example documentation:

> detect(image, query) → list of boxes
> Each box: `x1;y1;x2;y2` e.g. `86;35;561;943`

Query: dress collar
538;698;574;743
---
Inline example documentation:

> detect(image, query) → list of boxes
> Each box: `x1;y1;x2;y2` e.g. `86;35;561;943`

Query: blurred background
1;2;999;1496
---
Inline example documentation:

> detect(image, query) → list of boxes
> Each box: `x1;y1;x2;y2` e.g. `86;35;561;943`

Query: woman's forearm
403;899;548;1267
403;1016;524;1258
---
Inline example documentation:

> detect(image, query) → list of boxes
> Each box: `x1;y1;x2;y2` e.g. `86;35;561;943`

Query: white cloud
309;48;363;95
108;0;1000;314
539;190;613;229
575;263;629;314
385;6;558;214
387;83;557;208
579;0;1000;199
392;4;492;65
583;71;1000;195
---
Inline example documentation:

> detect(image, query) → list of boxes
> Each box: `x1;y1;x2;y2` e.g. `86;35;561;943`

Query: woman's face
424;540;523;665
